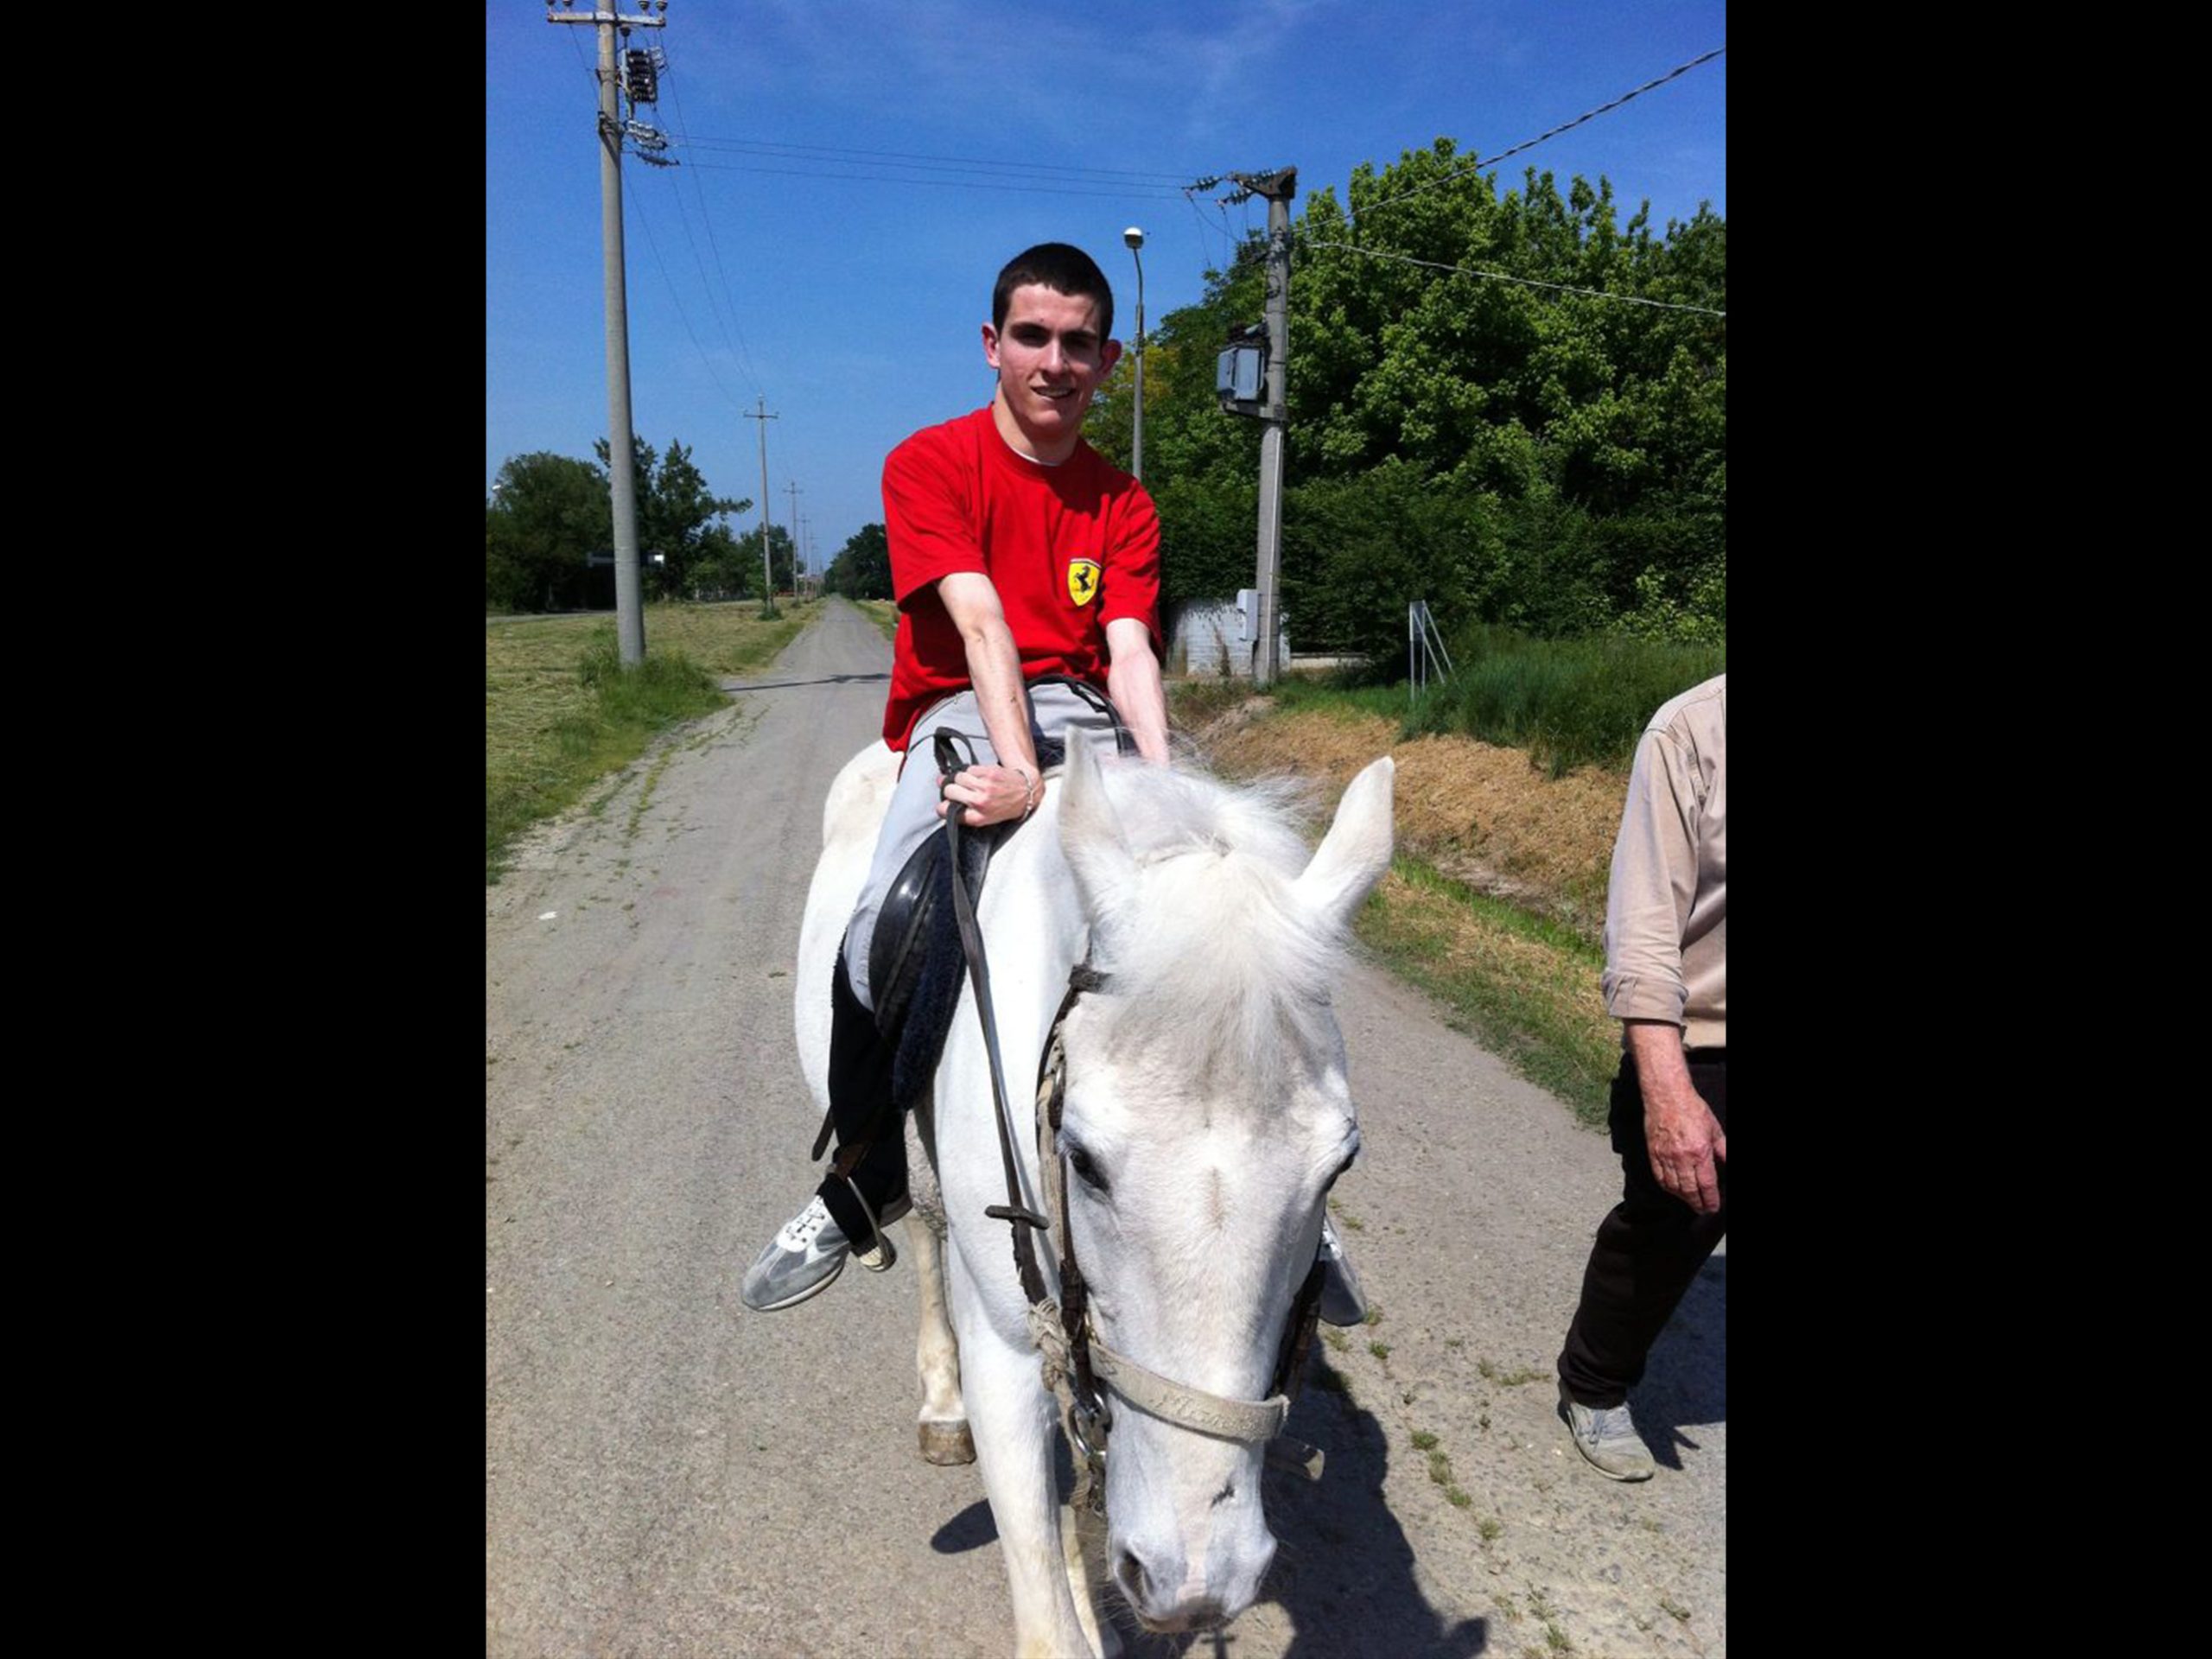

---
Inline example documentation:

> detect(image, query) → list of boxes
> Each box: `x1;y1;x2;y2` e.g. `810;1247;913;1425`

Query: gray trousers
842;681;1115;1012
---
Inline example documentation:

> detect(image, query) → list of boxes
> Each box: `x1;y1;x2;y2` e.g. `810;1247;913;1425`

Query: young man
741;242;1368;1325
741;243;1170;1312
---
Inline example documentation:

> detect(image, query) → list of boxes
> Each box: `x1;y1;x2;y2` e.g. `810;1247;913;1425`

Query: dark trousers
1557;1048;1727;1408
815;953;907;1247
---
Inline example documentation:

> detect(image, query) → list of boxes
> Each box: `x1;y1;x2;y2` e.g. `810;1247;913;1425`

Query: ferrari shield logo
1066;558;1102;606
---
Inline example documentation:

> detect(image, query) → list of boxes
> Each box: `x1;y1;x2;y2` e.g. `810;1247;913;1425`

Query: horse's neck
973;802;1089;1052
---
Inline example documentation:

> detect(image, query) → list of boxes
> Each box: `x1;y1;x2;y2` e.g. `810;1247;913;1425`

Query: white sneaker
1558;1381;1656;1481
740;1192;908;1313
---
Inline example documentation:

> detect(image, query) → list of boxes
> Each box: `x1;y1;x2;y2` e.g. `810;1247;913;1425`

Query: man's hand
938;760;1037;828
1625;1021;1726;1216
935;571;1046;819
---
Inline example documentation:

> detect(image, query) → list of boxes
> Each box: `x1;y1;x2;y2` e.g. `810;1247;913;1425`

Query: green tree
1281;461;1494;658
687;520;755;599
728;523;798;597
1118;138;1724;649
823;524;892;599
594;435;751;601
486;452;609;613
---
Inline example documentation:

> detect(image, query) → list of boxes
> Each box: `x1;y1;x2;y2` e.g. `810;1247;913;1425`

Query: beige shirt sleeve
1600;676;1726;1047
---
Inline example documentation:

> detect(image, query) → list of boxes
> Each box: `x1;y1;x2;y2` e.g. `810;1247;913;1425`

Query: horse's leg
948;1252;1099;1659
907;1216;975;1465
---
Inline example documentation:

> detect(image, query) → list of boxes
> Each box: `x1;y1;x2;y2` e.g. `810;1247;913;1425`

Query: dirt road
486;599;1725;1657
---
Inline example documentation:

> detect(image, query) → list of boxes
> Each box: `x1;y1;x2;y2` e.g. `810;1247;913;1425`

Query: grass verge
1354;856;1616;1123
485;601;815;883
853;598;899;643
1178;625;1723;779
1421;626;1724;778
1171;677;1623;1122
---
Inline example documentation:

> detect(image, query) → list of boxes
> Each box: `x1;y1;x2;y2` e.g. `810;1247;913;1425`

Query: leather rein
935;709;1325;1514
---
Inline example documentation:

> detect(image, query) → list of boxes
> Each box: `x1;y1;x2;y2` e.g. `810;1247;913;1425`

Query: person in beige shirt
1554;672;1725;1480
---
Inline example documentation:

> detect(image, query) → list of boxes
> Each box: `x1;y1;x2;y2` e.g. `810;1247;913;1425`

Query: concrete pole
596;18;645;664
785;480;803;597
746;397;779;616
1253;170;1296;685
548;4;664;657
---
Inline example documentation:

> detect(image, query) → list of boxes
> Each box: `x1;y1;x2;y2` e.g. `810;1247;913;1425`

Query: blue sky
486;2;1726;574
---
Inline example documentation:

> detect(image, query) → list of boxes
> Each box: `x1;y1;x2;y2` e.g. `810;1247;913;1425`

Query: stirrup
839;1174;900;1273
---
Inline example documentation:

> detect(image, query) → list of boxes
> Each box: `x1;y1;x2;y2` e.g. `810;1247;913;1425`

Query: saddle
823;678;1135;1172
869;729;1070;1109
871;793;1005;1111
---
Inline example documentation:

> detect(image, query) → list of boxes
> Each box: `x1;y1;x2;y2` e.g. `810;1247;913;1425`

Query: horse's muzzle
1112;1534;1274;1633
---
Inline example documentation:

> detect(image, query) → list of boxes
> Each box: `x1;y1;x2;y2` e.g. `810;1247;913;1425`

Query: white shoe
740;1192;910;1313
1558;1382;1656;1481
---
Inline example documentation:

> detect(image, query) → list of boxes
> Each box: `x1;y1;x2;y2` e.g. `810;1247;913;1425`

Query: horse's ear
1294;756;1395;931
1057;733;1138;924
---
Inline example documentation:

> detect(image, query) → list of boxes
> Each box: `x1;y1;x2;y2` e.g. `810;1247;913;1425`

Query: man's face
982;284;1122;458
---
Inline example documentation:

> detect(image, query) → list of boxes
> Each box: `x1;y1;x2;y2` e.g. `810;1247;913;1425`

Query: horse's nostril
1116;1548;1148;1601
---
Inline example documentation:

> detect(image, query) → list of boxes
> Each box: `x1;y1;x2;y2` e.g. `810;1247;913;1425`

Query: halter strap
1086;1340;1290;1441
940;732;1323;1512
1031;963;1321;1479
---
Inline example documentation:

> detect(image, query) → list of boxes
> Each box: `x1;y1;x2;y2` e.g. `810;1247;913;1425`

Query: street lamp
1123;226;1146;483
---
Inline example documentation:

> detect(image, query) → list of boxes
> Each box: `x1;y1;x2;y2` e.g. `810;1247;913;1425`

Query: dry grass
587;600;819;677
485;614;609;840
1174;690;1627;1121
1178;700;1624;946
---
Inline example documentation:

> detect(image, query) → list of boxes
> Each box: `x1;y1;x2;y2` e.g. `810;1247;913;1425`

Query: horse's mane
1084;761;1351;1108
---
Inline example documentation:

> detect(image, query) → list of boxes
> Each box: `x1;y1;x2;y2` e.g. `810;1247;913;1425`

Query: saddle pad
878;734;1070;1109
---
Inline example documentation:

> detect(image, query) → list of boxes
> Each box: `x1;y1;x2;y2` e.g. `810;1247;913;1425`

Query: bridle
937;740;1326;1515
1020;969;1327;1511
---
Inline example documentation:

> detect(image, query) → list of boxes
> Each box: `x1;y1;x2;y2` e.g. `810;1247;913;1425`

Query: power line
629;186;763;411
677;156;1186;200
1295;236;1726;318
1181;181;1240;270
656;45;766;398
666;132;1194;187
1352;46;1726;222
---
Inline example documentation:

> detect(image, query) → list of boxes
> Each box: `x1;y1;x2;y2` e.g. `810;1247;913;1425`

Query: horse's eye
1068;1144;1109;1193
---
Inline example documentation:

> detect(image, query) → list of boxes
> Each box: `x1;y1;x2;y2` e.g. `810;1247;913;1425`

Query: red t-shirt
880;406;1162;752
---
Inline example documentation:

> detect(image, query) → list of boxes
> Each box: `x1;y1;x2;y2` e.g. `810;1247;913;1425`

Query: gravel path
486;599;1725;1657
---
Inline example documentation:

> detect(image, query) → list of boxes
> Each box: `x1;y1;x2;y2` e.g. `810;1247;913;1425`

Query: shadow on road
1258;1358;1487;1658
1109;1354;1486;1659
930;1498;999;1555
1632;1252;1726;1471
919;1350;1488;1656
721;672;891;692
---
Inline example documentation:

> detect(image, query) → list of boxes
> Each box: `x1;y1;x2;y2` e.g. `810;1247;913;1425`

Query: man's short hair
993;243;1115;341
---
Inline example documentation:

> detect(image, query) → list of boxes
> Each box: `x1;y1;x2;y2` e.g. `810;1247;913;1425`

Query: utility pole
1226;168;1296;684
785;481;803;599
745;397;779;618
546;1;669;667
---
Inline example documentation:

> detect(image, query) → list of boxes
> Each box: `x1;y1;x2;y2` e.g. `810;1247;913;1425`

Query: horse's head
1052;740;1395;1633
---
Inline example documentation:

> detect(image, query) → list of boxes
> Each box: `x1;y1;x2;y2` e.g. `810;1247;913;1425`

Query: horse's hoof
918;1420;976;1465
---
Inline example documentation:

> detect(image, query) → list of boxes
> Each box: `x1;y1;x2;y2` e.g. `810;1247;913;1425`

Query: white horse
796;733;1395;1656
